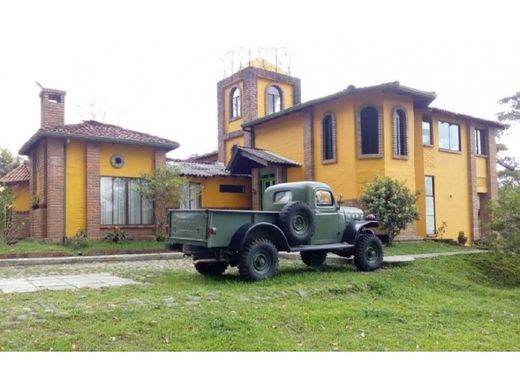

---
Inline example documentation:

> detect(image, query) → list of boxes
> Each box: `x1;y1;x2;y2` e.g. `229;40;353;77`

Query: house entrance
260;173;275;208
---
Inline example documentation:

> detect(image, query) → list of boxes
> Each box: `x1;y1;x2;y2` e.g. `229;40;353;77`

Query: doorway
260;173;275;208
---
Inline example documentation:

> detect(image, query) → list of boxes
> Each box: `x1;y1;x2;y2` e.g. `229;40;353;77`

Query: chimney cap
35;82;66;98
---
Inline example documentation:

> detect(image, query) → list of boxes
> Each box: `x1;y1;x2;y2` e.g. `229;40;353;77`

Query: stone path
0;273;139;293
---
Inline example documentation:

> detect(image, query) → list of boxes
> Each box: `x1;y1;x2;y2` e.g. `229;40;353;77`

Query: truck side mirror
338;193;344;206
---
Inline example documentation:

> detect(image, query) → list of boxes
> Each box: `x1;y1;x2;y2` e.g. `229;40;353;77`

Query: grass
0;239;469;258
383;240;473;256
0;239;166;256
0;253;517;351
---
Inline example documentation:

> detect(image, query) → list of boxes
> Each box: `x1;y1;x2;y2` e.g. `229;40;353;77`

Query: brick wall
86;142;101;239
11;211;30;240
46;138;65;242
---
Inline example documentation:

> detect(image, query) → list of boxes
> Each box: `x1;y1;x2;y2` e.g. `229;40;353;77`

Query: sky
1;0;519;162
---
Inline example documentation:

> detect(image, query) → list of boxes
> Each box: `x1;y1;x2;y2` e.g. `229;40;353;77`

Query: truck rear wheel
194;261;228;276
238;238;279;281
301;251;327;267
354;234;383;271
279;201;315;245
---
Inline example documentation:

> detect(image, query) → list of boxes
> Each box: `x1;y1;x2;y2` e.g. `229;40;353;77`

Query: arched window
266;85;282;114
360;106;379;155
322;113;336;162
230;87;241;119
393;108;407;157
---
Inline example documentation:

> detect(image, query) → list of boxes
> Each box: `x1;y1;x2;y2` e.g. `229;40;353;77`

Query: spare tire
279;201;315;245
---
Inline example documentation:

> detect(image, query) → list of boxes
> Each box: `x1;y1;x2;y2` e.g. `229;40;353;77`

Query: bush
104;228;128;243
360;176;419;245
485;186;520;255
457;231;468;246
0;185;15;245
66;230;90;250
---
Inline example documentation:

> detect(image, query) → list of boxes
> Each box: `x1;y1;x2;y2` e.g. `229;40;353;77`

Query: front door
260;173;275;209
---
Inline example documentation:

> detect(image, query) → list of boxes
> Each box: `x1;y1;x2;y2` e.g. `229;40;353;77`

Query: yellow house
2;87;179;242
188;60;507;242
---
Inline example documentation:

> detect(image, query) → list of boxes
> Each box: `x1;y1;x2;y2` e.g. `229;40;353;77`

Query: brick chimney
40;88;66;128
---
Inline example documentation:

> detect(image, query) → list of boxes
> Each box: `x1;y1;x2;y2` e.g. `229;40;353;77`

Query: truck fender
229;222;290;252
342;221;380;244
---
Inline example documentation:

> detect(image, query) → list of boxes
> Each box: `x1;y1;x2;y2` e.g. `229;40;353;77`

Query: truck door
312;189;341;244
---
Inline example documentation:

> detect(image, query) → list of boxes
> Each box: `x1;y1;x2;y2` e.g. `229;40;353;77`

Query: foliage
457;231;468;246
0;148;22;178
138;166;186;239
496;92;520;187
360;176;419;245
497;92;520;122
65;230;90;250
104;228;128;243
435;221;447;239
0;185;15;244
485;186;520;255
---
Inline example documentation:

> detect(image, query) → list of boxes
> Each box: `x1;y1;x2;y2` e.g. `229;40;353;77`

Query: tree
360;176;419;245
0;148;22;178
496;92;520;187
138;166;186;241
485;186;520;255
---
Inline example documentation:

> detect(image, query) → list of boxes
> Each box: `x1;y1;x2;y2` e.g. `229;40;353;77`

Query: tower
216;58;301;163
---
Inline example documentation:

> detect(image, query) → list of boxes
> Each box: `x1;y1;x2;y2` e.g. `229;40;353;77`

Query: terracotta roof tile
19;120;179;154
0;164;29;183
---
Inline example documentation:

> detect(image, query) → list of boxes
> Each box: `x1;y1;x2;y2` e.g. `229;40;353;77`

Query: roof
242;81;437;128
19;120;180;155
185;150;219;163
173;161;233;177
427;107;509;130
0;164;29;184
227;146;300;175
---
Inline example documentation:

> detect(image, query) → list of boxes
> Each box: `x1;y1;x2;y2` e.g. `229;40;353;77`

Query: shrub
457;231;468;246
66;230;90;250
0;185;15;244
104;228;128;243
485;186;520;255
360;176;419;245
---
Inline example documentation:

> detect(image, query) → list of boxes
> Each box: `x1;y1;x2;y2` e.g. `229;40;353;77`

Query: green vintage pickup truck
167;181;383;281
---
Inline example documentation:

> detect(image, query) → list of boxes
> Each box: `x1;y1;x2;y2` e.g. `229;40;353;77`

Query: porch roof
227;146;300;175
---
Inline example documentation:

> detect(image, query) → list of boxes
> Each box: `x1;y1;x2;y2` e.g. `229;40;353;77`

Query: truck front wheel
301;251;327;267
354;234;383;271
194;261;228;276
238;238;279;281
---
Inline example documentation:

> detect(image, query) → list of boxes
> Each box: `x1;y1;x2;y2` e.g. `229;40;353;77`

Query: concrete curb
0;249;484;268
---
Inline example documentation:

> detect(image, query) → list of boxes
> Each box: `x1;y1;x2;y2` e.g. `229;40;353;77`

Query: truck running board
289;243;354;252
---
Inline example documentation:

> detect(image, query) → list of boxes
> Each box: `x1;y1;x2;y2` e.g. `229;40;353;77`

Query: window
100;177;153;225
475;128;486;155
439;121;460;151
230;87;241;119
315;190;333;207
266;85;282;114
180;183;201;209
422;115;432;145
322;113;336;162
424;176;436;235
219;184;245;193
274;191;292;204
393;108;407;156
360;106;379;155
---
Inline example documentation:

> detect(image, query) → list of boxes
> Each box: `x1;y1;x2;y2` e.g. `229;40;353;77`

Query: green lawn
0;253;517;351
383;240;473;256
0;239;166;256
0;239;469;258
